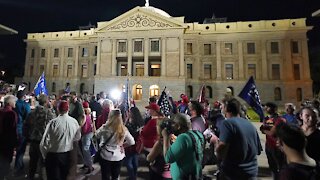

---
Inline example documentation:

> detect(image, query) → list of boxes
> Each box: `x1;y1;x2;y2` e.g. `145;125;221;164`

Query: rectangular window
135;64;144;76
271;42;279;54
187;43;192;54
293;64;300;80
82;48;88;57
187;64;192;79
67;48;73;57
94;64;97;76
39;65;45;74
29;65;33;76
247;43;255;54
53;65;59;77
41;49;46;58
272;64;280;80
291;41;299;54
31;49;35;58
94;46;98;56
54;48;59;57
204;64;212;79
118;41;127;53
150;40;160;52
150;64;161;76
225;43;233;54
81;65;88;78
120;64;127;76
204;44;211;55
248;64;256;79
67;65;72;77
134;40;143;52
225;64;233;79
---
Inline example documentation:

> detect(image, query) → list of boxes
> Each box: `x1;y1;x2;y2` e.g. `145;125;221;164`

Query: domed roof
142;6;171;18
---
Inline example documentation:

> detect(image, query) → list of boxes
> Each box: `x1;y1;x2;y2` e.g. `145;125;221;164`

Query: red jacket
141;118;158;148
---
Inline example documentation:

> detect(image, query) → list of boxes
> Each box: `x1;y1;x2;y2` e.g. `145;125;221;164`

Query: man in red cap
40;100;81;180
141;103;163;153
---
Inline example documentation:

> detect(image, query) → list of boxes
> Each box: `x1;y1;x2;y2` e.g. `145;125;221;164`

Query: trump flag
238;76;264;121
34;72;48;96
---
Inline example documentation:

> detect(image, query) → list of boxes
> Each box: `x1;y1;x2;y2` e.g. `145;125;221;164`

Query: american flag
158;88;171;117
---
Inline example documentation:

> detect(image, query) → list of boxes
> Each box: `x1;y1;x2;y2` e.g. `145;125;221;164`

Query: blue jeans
14;136;27;171
124;153;138;180
81;132;93;167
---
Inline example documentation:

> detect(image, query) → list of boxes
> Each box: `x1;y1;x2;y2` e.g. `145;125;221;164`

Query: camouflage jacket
25;105;56;142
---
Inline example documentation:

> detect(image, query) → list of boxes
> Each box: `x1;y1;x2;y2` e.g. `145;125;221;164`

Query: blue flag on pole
34;72;48;96
238;76;264;121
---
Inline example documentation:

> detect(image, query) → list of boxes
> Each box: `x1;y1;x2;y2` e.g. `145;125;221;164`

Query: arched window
227;86;234;96
206;86;213;98
274;87;282;101
52;82;56;92
80;83;85;94
296;88;302;102
187;85;193;98
133;84;142;100
150;85;160;97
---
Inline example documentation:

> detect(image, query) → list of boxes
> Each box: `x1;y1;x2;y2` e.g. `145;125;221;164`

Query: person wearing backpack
216;97;261;180
276;122;319;180
13;90;31;176
162;113;204;180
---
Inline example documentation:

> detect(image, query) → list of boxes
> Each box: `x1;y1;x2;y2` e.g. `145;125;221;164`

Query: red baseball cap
145;102;162;115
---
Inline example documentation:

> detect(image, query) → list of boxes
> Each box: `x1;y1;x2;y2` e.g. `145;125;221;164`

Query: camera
160;119;175;134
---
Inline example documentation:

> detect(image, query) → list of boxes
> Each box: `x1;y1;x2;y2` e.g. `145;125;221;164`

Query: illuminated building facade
23;5;313;107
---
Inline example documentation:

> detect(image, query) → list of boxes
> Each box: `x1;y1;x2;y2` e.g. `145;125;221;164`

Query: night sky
0;0;320;82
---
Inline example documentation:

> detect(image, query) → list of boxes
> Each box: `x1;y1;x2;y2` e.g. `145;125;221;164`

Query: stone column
128;39;132;76
144;38;149;76
301;39;311;80
161;38;166;76
261;40;268;80
216;41;222;80
60;47;65;77
284;39;293;80
46;47;51;77
179;37;184;76
97;39;102;76
238;41;244;80
111;39;117;76
74;46;79;77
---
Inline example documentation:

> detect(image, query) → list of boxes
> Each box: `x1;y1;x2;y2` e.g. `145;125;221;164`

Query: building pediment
96;6;186;32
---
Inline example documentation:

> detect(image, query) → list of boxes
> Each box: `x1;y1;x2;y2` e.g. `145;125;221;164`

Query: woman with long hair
124;106;144;180
96;109;135;180
146;118;172;180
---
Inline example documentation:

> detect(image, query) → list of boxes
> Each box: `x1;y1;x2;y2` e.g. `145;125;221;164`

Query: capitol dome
142;6;171;18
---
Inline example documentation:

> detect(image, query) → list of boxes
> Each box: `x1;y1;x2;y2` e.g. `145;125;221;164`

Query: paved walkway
6;122;273;180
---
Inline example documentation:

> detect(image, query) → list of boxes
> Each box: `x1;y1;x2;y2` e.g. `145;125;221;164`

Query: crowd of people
0;86;320;180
